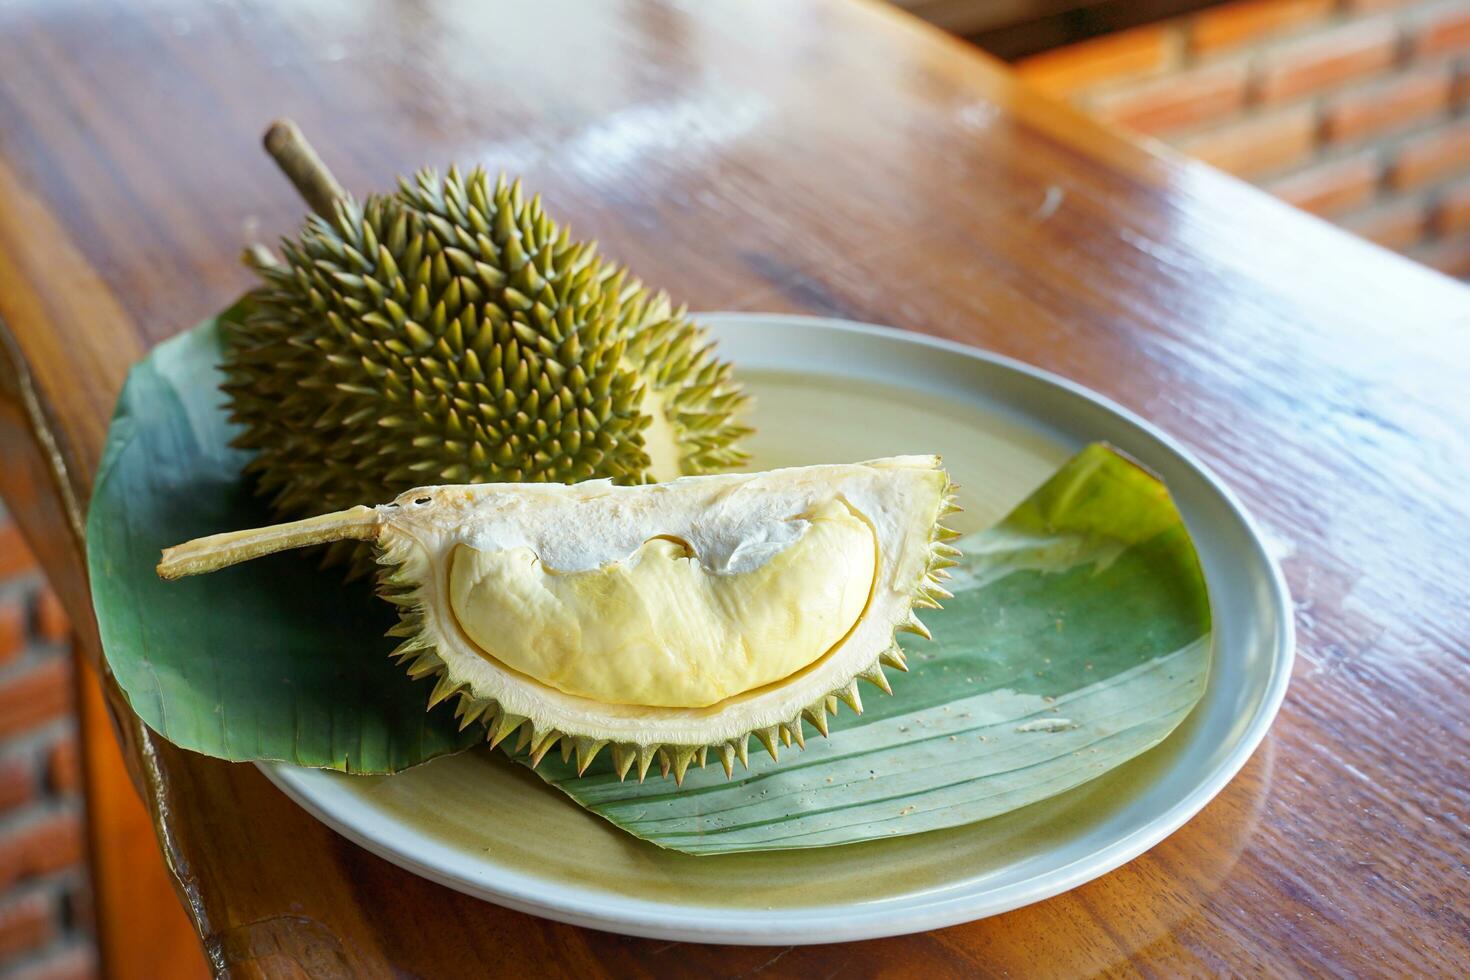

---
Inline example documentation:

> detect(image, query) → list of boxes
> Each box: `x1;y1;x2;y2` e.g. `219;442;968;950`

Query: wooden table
2;0;1467;975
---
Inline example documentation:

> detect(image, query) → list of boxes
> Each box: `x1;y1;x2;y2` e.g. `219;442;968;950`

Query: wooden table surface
2;0;1468;976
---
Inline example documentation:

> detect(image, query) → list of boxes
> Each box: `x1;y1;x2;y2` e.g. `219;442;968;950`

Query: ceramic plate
260;314;1293;945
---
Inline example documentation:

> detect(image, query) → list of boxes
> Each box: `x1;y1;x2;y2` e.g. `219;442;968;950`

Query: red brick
1177;105;1317;178
46;737;79;796
0;893;55;962
33;589;68;645
10;944;96;980
0;600;23;664
1432;176;1470;234
1191;0;1335;56
1454;63;1470;109
0;812;84;891
1095;62;1249;135
1268;153;1382;216
0;523;37;582
1323;69;1451;145
1342;198;1429;250
1389;118;1470;189
1412;234;1470;275
61;885;93;936
1412;3;1470;57
0;756;36;813
0;659;72;739
1016;25;1177;98
1255;18;1401;104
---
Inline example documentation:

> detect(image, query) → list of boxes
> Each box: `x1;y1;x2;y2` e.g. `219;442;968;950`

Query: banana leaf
523;443;1212;853
88;306;1211;852
87;306;481;772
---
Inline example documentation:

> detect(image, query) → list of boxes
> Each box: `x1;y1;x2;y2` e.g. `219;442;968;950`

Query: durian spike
426;673;461;709
458;702;488;732
263;118;348;219
670;746;698;785
857;663;893;696
635;745;659;783
487;711;525;749
924;582;955;601
786;719;806;750
513;723;534;754
574;737;607;776
755;727;780;763
242;243;282;272
897;613;932;641
731;735;750;771
156;506;382;580
611;744;636;782
529;732;561;767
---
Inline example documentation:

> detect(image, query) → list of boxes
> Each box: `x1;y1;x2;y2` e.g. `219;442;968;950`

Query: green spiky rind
223;167;748;569
612;280;753;474
371;477;962;785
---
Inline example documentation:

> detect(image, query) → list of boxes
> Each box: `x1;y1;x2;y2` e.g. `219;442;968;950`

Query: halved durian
157;458;959;782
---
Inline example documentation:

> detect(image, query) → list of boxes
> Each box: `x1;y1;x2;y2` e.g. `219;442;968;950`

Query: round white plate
260;314;1293;945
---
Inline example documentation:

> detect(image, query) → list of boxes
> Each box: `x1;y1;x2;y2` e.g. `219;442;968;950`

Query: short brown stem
263;118;347;219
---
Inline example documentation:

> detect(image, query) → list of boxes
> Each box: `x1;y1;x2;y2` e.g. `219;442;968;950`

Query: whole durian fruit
225;121;749;569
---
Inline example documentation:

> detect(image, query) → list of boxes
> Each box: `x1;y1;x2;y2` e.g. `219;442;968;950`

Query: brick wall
1016;0;1470;275
0;505;96;979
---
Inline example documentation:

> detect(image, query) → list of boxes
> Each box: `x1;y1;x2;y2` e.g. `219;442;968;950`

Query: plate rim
260;312;1295;945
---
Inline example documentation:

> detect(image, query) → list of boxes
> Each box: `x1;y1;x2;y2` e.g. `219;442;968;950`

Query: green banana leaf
87;306;482;772
88;305;1211;855
524;444;1212;853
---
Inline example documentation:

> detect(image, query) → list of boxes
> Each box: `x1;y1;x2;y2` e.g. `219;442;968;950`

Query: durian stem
263;118;347;219
156;506;383;580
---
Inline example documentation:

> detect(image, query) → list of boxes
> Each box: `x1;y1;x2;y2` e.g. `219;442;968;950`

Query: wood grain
76;658;210;979
0;0;1467;975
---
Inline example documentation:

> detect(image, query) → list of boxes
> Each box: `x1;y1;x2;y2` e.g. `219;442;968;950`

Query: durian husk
374;484;962;784
225;123;750;574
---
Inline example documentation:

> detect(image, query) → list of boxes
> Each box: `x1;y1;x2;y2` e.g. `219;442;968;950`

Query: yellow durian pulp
448;498;875;707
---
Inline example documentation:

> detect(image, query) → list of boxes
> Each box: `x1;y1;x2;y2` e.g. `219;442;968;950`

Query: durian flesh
157;458;959;782
448;496;875;707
